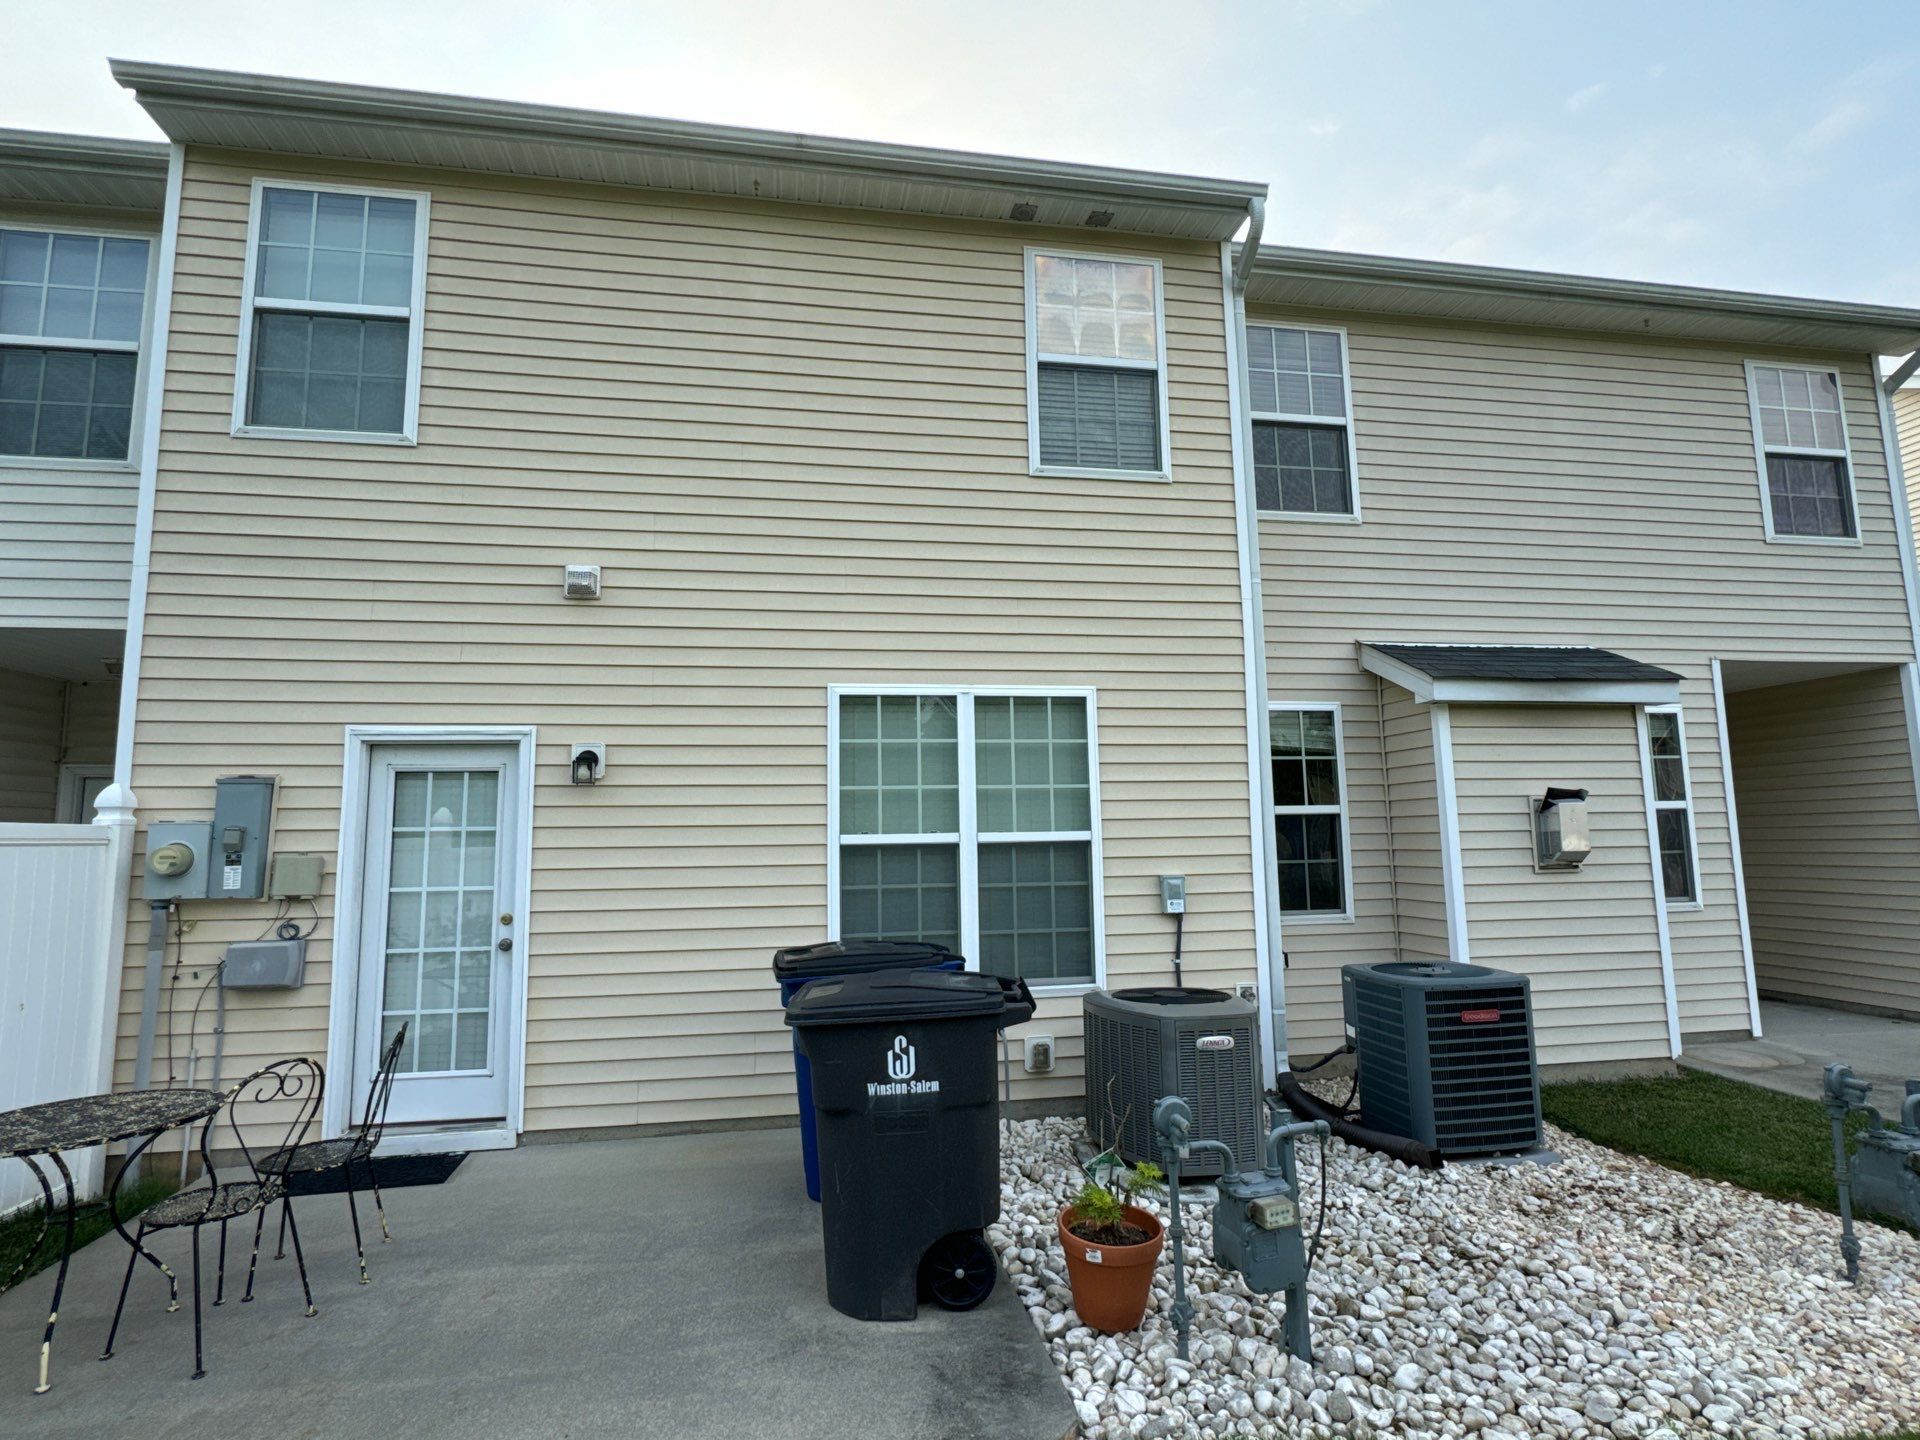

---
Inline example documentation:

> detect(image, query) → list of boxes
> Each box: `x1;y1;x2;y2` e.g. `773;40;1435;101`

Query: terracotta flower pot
1058;1203;1165;1333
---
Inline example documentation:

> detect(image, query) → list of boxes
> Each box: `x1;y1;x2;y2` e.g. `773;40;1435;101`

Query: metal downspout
1224;200;1286;1077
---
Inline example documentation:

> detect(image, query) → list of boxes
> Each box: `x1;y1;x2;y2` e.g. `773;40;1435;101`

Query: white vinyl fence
0;823;122;1217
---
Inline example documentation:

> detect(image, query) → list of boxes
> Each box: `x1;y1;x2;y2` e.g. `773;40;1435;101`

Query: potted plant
1058;1150;1165;1333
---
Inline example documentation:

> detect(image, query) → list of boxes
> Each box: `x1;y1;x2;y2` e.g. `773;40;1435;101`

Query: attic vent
1009;202;1038;222
1085;209;1114;228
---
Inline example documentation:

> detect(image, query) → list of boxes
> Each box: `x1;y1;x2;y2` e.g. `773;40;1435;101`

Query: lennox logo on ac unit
1195;1034;1235;1051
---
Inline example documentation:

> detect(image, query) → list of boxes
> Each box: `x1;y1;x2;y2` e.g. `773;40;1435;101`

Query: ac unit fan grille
1423;985;1537;1153
1175;1018;1258;1176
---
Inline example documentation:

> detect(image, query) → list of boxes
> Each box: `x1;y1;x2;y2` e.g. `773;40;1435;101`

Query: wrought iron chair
257;1020;408;1287
102;1058;322;1379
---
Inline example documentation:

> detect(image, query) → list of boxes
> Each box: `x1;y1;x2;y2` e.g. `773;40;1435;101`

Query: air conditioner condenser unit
1082;987;1263;1179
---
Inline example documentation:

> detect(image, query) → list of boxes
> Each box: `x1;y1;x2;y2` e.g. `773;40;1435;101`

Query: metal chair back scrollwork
103;1057;325;1380
265;1020;410;1286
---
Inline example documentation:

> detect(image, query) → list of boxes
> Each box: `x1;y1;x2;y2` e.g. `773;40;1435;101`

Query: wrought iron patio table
0;1088;222;1393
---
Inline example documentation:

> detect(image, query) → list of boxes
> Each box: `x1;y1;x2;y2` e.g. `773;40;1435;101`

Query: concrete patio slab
1681;1000;1918;1104
0;1126;1076;1440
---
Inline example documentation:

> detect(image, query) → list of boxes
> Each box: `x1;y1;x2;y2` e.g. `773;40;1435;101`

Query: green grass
1541;1069;1908;1231
0;1176;177;1296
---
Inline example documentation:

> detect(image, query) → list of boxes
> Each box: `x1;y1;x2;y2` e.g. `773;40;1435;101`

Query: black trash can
771;940;963;1202
785;968;1035;1321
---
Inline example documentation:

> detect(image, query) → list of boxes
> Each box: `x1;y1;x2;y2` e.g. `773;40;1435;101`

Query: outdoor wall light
570;743;607;785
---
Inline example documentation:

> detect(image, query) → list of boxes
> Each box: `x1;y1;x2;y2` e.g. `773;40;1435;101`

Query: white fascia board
111;60;1265;240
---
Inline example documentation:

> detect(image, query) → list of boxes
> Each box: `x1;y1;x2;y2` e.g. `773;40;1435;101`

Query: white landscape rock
991;1110;1920;1439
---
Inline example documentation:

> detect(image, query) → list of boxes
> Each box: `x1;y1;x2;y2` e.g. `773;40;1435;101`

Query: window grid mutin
831;688;1102;987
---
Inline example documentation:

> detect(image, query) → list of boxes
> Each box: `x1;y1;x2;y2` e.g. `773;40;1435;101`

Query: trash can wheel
920;1230;997;1311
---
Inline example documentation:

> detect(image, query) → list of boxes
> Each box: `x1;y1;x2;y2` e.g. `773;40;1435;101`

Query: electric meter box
145;821;214;901
208;775;276;900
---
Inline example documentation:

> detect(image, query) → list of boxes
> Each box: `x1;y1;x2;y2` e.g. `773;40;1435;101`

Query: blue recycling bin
772;940;963;1201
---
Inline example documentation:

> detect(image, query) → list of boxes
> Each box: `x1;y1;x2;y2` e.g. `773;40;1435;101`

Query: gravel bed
993;1113;1920;1440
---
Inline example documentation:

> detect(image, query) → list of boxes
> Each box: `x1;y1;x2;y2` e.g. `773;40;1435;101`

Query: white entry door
355;745;522;1128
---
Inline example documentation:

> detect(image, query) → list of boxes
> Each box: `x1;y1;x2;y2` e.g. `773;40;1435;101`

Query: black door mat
285;1153;464;1197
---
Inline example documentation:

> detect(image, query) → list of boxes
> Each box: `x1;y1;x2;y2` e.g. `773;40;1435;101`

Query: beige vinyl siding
1449;704;1670;1064
0;666;62;820
1728;666;1920;1020
116;150;1258;1133
1380;683;1445;961
1257;311;1912;1061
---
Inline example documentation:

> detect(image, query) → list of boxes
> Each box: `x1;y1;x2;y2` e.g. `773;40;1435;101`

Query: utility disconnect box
208;776;275;900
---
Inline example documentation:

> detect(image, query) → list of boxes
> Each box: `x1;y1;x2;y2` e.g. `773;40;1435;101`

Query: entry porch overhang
1358;642;1684;707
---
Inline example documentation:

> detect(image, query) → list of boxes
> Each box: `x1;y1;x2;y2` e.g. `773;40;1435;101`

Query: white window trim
1023;246;1172;483
1268;699;1355;924
1248;319;1363;524
231;177;431;446
825;682;1106;993
1644;702;1703;912
1742;358;1862;548
0;216;161;473
1632;706;1684;1058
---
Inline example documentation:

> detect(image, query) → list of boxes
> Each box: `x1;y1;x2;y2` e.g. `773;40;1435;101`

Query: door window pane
382;768;499;1075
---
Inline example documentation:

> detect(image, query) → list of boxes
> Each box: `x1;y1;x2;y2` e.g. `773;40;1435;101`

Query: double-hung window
1270;704;1352;920
1744;362;1857;541
1249;323;1358;518
235;181;429;442
1026;250;1169;479
0;226;151;462
1644;707;1698;905
832;688;1102;987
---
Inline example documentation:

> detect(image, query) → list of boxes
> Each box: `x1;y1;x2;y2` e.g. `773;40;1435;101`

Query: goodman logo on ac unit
869;1034;941;1097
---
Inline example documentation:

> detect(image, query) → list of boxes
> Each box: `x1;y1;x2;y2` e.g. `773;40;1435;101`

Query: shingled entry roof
1366;644;1683;685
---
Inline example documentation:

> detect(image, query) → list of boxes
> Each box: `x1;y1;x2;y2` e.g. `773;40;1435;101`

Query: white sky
5;0;1916;303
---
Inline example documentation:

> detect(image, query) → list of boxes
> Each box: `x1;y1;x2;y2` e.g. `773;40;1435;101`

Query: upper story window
1250;323;1359;519
0;226;151;462
235;181;429;443
1744;362;1857;542
1026;250;1169;480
